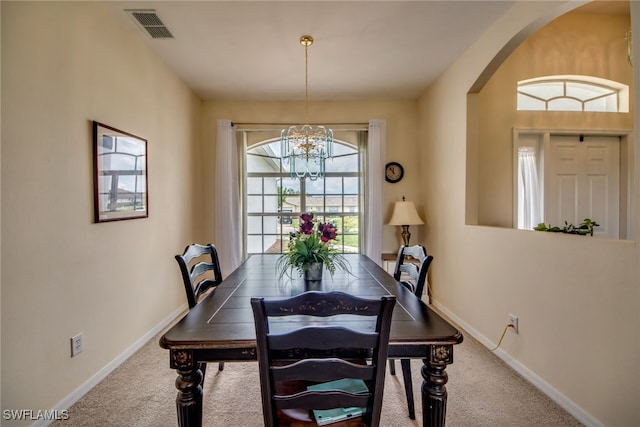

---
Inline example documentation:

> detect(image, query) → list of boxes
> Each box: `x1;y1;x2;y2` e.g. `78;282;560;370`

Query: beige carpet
52;324;583;427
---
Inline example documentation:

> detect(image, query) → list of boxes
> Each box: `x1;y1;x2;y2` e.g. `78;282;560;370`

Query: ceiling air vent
126;9;173;39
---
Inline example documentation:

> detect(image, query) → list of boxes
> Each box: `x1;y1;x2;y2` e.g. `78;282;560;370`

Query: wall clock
385;162;404;183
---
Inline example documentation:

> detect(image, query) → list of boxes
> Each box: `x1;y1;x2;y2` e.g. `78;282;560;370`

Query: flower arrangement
276;213;350;279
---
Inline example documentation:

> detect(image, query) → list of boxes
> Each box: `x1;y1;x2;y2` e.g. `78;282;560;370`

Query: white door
545;135;619;238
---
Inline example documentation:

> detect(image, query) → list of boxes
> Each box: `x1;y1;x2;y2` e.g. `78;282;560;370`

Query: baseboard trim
432;300;604;427
35;300;605;427
33;305;187;427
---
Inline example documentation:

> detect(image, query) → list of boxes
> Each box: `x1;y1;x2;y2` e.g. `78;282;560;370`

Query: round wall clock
385;162;404;183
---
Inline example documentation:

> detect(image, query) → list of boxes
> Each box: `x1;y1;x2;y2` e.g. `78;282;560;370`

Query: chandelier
281;35;334;180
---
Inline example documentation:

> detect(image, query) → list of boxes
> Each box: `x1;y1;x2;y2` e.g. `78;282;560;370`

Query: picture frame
93;121;148;222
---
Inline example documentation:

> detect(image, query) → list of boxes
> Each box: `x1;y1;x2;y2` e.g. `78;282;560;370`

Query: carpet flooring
51;322;583;427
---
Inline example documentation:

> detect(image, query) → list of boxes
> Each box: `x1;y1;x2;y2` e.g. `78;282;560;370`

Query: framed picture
93;121;148;222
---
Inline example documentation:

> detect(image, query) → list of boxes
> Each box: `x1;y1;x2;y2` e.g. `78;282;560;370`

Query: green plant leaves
276;213;352;279
533;218;599;236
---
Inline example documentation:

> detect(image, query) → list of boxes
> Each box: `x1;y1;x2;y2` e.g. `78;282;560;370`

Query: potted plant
533;218;599;236
276;213;351;280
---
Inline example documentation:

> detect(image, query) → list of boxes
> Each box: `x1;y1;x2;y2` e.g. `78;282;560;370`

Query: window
517;75;628;112
516;145;542;230
245;134;362;255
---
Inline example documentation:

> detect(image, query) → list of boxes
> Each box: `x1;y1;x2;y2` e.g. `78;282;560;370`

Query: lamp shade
388;200;424;226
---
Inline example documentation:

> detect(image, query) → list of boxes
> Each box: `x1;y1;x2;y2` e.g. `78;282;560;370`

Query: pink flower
318;222;337;242
298;213;315;234
299;220;314;234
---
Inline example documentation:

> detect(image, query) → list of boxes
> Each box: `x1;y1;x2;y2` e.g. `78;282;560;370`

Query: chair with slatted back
175;243;224;374
389;244;434;419
251;291;396;427
393;245;432;299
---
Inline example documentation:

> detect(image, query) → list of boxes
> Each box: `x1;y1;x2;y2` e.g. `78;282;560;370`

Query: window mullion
246;137;361;255
517;76;626;112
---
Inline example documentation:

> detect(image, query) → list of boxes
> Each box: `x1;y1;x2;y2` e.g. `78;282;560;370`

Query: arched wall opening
465;1;633;239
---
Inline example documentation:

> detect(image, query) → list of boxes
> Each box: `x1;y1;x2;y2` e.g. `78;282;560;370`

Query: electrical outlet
508;314;519;334
71;333;83;357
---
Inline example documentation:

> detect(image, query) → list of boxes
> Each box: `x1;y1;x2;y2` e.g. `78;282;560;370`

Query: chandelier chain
281;34;334;180
304;38;310;122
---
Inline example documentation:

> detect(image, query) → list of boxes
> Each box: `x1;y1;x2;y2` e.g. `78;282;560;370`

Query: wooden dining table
160;254;463;427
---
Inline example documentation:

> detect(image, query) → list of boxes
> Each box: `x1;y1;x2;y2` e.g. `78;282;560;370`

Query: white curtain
214;120;242;274
364;119;386;265
517;147;542;230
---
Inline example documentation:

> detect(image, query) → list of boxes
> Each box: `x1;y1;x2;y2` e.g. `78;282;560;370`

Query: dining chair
175;243;224;373
390;244;434;420
251;291;396;427
393;244;432;300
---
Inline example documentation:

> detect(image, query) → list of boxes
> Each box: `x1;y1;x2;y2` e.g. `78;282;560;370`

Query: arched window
245;135;362;255
517;75;629;112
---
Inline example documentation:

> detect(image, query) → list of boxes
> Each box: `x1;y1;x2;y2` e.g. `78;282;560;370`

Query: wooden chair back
175;243;224;373
390;245;434;419
175;243;223;309
393;245;433;298
251;291;396;427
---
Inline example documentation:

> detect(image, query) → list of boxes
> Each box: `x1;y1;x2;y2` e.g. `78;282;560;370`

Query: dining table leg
421;344;454;427
171;350;203;427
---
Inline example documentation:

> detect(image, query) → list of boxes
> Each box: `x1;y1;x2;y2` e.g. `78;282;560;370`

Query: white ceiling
106;1;628;101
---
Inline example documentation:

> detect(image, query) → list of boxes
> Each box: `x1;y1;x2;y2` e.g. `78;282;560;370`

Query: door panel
546;135;619;238
556;174;578;223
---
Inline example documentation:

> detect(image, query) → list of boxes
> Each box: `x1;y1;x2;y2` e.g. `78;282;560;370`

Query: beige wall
201;100;421;254
2;1;639;426
1;1;201;420
421;2;640;426
475;10;633;228
0;0;3;410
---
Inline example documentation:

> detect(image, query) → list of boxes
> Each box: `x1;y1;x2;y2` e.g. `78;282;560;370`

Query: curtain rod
231;122;369;132
232;122;369;126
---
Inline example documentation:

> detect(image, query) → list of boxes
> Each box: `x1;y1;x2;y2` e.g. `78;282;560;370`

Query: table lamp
388;196;424;246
